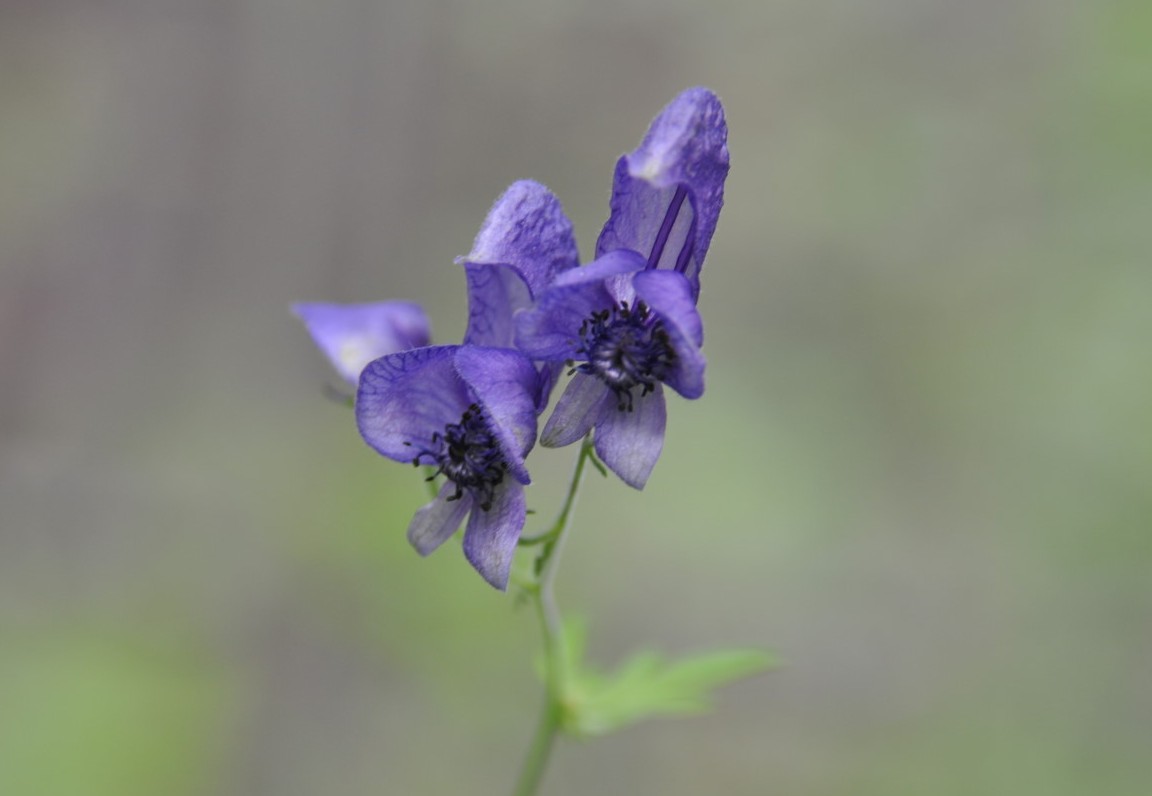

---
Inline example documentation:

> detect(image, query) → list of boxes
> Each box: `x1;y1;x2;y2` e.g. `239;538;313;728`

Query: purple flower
293;301;431;384
356;345;540;590
515;88;728;489
460;180;579;409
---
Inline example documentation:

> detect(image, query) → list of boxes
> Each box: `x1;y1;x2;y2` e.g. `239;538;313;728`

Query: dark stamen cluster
407;404;507;510
573;301;676;411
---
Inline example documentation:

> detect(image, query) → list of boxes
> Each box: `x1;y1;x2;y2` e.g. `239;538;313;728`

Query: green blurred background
2;1;1150;794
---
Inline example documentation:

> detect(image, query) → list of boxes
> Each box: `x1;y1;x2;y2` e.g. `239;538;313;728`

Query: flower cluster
296;88;728;589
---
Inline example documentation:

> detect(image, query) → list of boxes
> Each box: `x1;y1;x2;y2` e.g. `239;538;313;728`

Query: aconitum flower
356;345;539;590
515;88;728;489
293;301;431;384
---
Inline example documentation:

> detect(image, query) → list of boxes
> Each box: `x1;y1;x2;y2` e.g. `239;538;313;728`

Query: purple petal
595;88;729;298
541;373;610;448
461;181;579;347
633;269;706;399
515;250;647;361
551;249;647;289
293;301;431;384
453;346;539;485
534;361;565;414
408;485;473;556
462;480;527;590
355;346;470;462
462;263;532;347
465;180;580;298
594;384;667;489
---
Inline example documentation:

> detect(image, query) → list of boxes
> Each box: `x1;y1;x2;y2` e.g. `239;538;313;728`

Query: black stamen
405;404;508;511
574;300;677;412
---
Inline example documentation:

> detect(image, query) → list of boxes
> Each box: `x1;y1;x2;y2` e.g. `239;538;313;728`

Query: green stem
511;437;594;796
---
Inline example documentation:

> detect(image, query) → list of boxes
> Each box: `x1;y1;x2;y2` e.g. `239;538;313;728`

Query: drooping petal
633;269;706;399
462;181;579;347
355;346;470;462
407;484;473;556
453;346;539;484
541;373;610;448
515;250;647;361
293;301;431;384
462;480;527;590
632;269;703;347
594;384;667;489
595;88;729;298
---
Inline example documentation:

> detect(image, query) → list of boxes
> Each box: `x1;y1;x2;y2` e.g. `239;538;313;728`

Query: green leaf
556;620;775;737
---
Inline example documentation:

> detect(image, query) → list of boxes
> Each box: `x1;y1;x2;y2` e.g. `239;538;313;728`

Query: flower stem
512;436;594;796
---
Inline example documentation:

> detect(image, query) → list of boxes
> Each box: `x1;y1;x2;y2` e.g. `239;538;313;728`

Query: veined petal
293;301;431;384
463;480;527;590
462;263;532;347
594;384;667;489
453;346;539;485
633;269;706;399
465;180;580;298
408;485;473;556
356;346;470;462
515;250;647;362
595;88;729;298
461;181;579;347
541;373;610;448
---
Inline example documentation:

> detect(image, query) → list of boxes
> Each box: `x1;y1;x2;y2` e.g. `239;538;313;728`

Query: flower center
409;404;507;511
574;301;676;411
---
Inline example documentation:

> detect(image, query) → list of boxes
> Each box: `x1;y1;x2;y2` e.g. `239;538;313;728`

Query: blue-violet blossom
349;181;576;590
357;345;539;590
515;87;729;489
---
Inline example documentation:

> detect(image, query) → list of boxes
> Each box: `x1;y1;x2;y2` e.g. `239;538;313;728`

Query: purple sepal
293;301;431;384
595;87;729;298
463;480;526;590
541;373;610;448
408;484;472;556
462;180;579;348
356;346;471;461
454;346;539;485
594;384;667;490
633;269;706;399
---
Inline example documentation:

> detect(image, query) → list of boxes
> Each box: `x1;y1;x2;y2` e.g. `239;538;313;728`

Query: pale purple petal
462;263;531;347
594;384;667;489
633;269;706;399
293;301;431;384
462;181;579;347
551;249;647;289
595;88;729;297
355;346;469;462
515;250;647;361
462;480;527;590
453;346;539;484
407;485;473;556
541;373;610;448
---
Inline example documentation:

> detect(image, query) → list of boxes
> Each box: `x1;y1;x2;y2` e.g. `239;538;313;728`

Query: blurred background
2;0;1150;794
